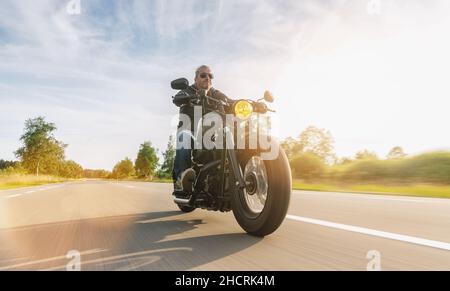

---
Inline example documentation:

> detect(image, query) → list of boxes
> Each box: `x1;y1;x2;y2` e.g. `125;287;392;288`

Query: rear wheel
232;148;291;237
178;204;196;213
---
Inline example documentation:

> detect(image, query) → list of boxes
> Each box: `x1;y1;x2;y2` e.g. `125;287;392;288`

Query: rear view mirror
264;91;275;103
171;78;189;90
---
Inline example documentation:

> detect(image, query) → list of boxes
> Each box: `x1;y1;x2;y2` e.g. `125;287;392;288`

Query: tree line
110;136;175;180
1;116;176;181
281;126;450;184
3;117;449;184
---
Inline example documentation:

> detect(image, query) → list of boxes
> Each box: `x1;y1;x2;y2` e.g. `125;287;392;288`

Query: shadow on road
0;211;262;270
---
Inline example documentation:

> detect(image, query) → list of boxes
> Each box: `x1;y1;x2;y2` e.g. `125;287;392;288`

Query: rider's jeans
172;129;194;183
173;148;191;182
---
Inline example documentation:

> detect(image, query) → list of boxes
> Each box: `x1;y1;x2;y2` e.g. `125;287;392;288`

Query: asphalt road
0;180;449;271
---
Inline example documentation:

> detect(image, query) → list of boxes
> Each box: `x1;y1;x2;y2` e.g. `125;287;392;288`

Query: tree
387;146;407;160
15;117;66;176
157;136;176;179
280;137;303;160
298;126;336;164
59;160;84;179
355;149;378;160
290;153;325;180
336;157;353;165
0;160;18;170
135;142;159;179
281;126;336;163
112;158;135;179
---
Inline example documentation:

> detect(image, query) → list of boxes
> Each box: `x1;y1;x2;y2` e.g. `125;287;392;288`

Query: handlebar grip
173;92;198;107
253;102;269;114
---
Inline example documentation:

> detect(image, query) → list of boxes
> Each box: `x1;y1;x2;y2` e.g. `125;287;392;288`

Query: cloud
1;0;449;168
0;0;322;169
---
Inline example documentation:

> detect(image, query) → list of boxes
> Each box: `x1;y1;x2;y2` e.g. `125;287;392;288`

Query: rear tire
232;148;291;237
178;204;196;213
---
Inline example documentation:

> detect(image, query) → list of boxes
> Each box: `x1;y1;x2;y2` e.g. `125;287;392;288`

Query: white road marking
2;185;68;199
41;247;191;271
0;249;106;271
287;215;450;251
5;190;43;199
7;194;22;199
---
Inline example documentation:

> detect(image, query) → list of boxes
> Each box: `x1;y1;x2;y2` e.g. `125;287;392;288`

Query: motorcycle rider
172;65;234;197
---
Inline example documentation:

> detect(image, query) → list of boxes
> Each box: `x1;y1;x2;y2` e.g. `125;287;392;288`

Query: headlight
234;100;253;120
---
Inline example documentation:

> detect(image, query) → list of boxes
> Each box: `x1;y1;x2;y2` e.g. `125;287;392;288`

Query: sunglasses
199;73;214;80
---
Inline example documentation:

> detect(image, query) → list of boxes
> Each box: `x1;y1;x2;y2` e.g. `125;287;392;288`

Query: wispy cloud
1;0;449;169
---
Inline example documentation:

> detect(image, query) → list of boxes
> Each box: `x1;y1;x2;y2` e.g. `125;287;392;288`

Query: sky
1;0;450;170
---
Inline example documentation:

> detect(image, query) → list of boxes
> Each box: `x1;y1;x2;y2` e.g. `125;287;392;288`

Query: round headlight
234;100;253;120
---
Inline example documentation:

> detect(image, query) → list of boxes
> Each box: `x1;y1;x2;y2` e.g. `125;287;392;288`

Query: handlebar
172;92;200;107
173;92;275;113
173;91;227;108
252;101;275;114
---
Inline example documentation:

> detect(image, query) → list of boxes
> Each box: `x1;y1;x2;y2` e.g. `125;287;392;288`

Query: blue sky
1;0;450;170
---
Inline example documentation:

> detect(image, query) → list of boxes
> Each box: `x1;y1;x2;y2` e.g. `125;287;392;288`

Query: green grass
293;180;450;199
115;177;450;199
0;174;66;190
129;177;450;199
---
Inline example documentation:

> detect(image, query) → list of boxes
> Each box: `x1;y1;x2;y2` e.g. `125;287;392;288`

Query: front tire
232;148;291;237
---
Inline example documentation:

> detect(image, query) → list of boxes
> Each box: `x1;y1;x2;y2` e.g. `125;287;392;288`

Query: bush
399;152;450;183
338;159;389;182
326;151;450;184
0;160;18;170
59;160;84;179
290;153;325;181
112;158;135;179
0;163;27;176
84;169;111;179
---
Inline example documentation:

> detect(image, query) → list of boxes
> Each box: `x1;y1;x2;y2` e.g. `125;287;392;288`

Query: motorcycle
170;78;291;237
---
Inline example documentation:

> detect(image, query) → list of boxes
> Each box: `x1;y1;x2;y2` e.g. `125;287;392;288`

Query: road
0;180;449;271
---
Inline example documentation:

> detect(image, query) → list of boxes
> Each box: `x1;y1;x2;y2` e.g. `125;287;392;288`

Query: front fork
224;126;246;190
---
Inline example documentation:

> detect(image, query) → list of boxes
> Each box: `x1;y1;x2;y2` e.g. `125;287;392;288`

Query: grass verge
293;180;450;199
0;175;66;190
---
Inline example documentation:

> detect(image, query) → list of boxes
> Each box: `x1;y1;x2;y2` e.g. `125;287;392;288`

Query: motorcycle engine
204;171;221;195
192;149;214;165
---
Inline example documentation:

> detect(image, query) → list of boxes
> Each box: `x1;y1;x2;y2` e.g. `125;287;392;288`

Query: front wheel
232;148;291;237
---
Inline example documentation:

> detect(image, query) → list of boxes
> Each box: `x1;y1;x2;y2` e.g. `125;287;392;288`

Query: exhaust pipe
174;197;191;205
